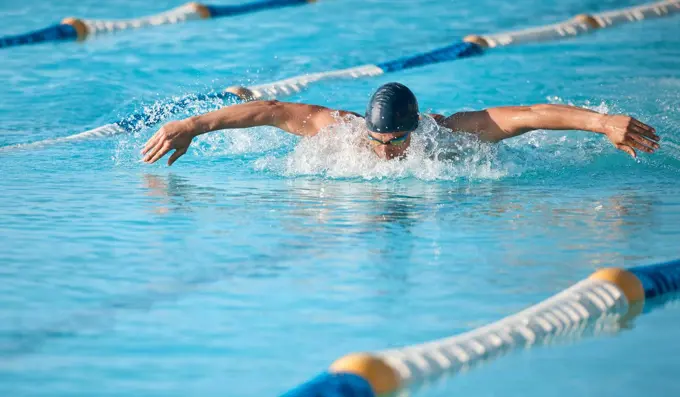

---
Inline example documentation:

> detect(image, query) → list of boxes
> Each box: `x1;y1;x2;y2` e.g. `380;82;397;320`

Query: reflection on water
139;173;664;266
137;172;676;298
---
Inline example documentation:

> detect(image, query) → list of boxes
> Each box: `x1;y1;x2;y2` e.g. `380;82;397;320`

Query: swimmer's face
367;130;412;160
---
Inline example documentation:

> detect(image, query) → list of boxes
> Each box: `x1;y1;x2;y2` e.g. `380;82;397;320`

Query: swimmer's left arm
440;104;660;158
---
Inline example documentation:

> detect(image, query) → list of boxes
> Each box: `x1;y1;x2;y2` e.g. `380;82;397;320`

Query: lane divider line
0;0;316;49
281;260;680;397
227;0;680;100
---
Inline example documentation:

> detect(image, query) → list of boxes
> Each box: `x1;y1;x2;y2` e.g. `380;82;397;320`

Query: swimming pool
1;0;680;396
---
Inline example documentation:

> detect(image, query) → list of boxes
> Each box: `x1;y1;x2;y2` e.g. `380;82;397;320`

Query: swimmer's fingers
167;148;187;166
142;140;161;162
616;144;637;159
144;143;171;164
631;121;659;141
142;133;162;155
631;118;656;133
626;137;655;154
629;134;659;152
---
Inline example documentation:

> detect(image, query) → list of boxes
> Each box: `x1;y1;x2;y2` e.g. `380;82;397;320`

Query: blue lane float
225;41;485;102
376;41;483;73
630;258;680;299
206;0;309;18
280;372;373;397
0;24;78;49
0;0;316;49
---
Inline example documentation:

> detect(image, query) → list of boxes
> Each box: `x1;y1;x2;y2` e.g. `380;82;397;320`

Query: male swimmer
142;82;659;166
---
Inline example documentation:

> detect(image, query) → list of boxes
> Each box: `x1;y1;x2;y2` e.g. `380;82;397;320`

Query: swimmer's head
365;82;419;160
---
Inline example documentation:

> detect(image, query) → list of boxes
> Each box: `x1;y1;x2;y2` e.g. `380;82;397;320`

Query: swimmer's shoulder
427;113;448;125
340;110;363;119
303;108;364;135
328;109;363;124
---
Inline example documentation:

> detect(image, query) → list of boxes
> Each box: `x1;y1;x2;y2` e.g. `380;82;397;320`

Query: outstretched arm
142;100;357;165
438;104;659;158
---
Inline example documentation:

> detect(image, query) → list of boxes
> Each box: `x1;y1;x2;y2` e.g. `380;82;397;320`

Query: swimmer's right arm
142;100;351;165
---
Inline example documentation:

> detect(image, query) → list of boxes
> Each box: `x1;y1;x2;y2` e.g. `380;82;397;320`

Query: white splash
193;126;294;156
254;114;511;181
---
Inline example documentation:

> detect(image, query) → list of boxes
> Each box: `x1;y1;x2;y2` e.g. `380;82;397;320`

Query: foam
253;113;510;181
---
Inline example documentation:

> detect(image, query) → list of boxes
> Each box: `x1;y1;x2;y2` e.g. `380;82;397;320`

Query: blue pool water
1;0;680;396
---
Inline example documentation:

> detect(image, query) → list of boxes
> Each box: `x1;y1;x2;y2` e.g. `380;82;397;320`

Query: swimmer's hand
142;119;197;166
601;115;660;159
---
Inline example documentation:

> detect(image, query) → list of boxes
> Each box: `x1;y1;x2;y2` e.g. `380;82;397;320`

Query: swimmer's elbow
257;99;283;115
258;100;282;109
491;106;541;137
249;100;288;127
516;104;573;132
252;100;322;136
526;104;553;112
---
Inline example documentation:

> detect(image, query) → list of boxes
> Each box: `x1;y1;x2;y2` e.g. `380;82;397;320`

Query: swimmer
142;82;660;165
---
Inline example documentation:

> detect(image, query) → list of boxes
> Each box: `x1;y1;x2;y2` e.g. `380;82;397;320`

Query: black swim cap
365;82;419;133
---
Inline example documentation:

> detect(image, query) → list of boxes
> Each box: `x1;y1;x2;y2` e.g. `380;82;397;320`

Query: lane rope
0;91;240;152
239;0;680;101
0;0;316;49
282;259;680;397
480;0;680;47
1;0;678;152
